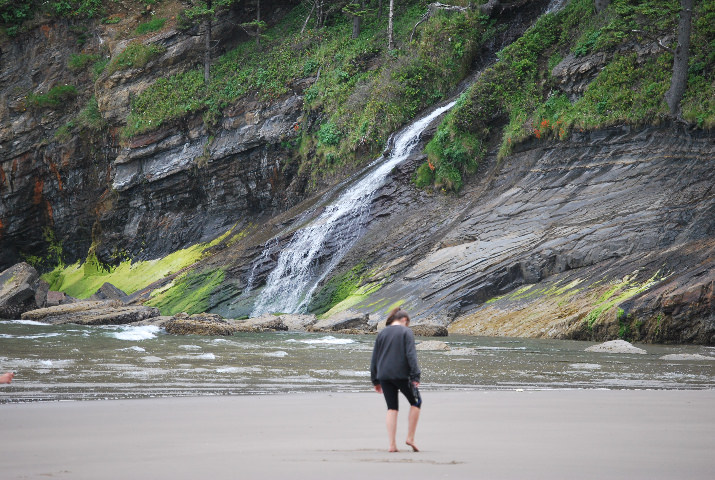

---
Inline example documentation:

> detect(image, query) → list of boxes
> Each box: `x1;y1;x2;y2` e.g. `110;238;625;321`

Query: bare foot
0;372;13;384
388;446;399;453
406;440;419;452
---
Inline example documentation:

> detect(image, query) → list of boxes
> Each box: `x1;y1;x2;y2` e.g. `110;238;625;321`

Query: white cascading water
250;100;457;316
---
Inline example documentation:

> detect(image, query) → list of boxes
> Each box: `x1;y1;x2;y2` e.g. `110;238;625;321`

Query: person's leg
380;380;401;452
395;379;421;452
406;405;420;452
386;409;399;452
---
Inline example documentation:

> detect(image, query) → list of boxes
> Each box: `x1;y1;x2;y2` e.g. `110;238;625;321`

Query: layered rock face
339;124;714;343
96;92;305;262
0;20;112;267
0;3;303;269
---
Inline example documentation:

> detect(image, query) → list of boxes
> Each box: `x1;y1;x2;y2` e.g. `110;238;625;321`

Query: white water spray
250;100;457;316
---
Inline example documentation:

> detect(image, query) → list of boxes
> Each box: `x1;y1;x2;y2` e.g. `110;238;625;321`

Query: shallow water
1;320;713;402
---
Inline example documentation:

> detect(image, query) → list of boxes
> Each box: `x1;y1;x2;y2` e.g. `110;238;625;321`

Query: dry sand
2;390;714;480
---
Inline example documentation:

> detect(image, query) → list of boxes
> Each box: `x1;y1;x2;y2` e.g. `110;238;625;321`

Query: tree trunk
665;0;694;117
204;19;211;83
351;1;364;39
378;0;383;20
352;9;360;38
256;0;261;47
352;16;361;38
594;0;609;12
388;0;394;50
300;0;316;34
203;0;213;84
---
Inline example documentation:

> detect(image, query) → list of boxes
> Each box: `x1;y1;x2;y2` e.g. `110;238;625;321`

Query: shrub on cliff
27;84;79;109
422;0;715;192
1;0;105;36
106;42;166;74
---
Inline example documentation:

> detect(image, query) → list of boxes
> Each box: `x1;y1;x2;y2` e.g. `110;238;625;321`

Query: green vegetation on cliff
423;0;715;192
44;228;235;299
123;0;495;184
0;0;106;36
147;268;225;315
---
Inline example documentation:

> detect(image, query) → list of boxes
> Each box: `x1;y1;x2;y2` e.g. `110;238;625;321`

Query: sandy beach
2;389;714;479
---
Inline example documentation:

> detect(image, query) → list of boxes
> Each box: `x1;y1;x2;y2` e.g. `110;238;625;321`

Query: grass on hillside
123;1;493;185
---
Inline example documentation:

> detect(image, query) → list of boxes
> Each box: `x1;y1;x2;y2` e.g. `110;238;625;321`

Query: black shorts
380;379;422;410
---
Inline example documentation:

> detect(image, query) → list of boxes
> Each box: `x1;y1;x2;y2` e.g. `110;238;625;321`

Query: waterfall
250;100;457;316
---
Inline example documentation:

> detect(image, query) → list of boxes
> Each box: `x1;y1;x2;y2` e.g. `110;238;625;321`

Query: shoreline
2;390;714;479
2;383;715;405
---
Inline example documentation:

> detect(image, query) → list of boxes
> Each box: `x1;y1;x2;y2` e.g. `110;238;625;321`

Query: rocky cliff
168;114;713;344
341;123;715;344
0;1;301;268
2;1;713;344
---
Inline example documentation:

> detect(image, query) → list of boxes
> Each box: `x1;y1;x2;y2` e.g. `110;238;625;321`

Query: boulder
276;314;318;331
164;313;237;336
416;340;450;351
90;283;129;302
309;310;370;332
45;290;74;307
0;263;40;318
34;280;50;309
410;324;449;337
233;315;288;332
21;300;159;325
585;340;647;355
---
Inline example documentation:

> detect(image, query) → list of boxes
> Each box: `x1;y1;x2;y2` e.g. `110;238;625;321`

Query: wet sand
2;390;714;479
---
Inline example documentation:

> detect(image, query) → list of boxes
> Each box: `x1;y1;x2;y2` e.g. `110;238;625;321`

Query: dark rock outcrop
410;324;449;337
233;315;288;332
620;262;715;344
309;310;372;333
90;283;129;302
0;263;40;318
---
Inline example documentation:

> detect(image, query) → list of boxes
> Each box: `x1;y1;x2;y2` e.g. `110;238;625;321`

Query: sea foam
111;325;161;341
297;336;355;345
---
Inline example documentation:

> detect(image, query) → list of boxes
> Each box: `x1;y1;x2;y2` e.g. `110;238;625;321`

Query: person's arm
404;329;421;384
370;336;381;387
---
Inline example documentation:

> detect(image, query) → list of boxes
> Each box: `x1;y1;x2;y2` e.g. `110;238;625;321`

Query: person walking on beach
370;307;422;452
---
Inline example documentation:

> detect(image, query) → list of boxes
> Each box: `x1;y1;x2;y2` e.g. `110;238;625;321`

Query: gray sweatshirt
370;324;421;385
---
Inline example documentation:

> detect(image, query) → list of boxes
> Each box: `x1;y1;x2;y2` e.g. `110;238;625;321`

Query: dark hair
386;307;410;325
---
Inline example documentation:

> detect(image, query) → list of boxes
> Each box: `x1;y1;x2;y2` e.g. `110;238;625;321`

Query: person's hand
0;372;14;384
374;384;382;393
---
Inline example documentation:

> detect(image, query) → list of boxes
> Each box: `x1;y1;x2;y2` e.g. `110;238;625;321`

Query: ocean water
1;320;714;402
